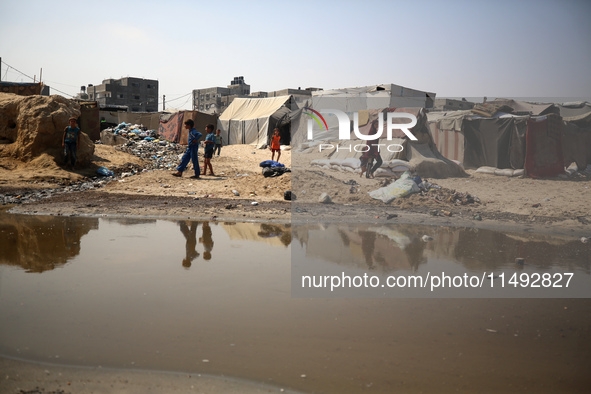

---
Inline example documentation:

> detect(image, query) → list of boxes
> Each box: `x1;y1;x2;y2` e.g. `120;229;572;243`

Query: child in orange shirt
270;128;281;162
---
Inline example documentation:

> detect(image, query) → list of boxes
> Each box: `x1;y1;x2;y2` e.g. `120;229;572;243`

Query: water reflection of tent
221;222;291;247
298;224;427;272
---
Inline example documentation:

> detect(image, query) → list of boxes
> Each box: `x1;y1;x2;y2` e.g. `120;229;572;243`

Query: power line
1;60;35;82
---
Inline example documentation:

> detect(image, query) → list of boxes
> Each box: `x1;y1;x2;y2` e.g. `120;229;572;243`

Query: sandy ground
0;357;302;394
1;144;590;235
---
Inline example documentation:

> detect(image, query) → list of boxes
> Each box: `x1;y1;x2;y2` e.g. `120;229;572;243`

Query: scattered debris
319;192;332;204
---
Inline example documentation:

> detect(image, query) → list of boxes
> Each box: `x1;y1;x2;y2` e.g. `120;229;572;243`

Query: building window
118;94;124;99
131;82;139;87
134;95;140;100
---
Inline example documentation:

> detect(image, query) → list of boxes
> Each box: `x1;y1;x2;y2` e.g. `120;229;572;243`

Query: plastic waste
97;166;114;177
368;171;420;203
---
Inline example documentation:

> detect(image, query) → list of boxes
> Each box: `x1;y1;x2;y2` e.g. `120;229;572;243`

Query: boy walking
202;124;216;176
173;119;202;179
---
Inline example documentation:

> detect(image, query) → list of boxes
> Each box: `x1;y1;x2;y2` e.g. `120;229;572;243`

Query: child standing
214;129;223;157
270;128;281;162
62;117;80;169
202;124;216;176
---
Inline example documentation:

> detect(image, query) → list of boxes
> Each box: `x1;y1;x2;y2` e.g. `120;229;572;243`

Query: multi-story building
86;77;159;112
193;76;250;114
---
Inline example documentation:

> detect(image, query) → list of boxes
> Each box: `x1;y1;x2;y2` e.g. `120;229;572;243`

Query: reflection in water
0;214;590;393
200;222;214;260
293;223;591;273
179;221;200;268
221;222;291;248
0;214;98;272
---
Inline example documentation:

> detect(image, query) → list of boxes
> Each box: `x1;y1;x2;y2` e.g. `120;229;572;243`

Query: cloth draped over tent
525;115;564;178
158;111;217;144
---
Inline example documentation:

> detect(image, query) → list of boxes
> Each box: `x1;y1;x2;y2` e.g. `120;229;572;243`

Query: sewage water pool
0;213;590;393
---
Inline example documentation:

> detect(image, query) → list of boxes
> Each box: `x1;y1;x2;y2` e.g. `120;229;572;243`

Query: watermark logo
304;108;418;141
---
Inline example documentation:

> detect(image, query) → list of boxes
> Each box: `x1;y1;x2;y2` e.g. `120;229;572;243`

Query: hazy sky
1;0;589;110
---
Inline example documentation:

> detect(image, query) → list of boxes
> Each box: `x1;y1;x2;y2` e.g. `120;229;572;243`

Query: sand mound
0;93;94;166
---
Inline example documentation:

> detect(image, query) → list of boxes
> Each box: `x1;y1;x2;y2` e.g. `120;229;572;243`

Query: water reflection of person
199;221;214;260
360;230;377;270
179;221;200;268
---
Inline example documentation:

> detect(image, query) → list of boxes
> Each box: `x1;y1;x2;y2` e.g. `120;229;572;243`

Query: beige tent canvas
218;96;292;148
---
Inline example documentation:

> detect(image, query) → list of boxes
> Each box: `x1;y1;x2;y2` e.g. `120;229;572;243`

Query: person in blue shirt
202;124;216;176
173;119;202;179
62;117;80;169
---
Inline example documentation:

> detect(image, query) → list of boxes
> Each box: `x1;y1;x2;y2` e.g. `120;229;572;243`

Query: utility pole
163;95;166;111
0;57;2;81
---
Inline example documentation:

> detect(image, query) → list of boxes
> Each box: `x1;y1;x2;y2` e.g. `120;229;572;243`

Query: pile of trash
117;139;186;171
103;122;159;141
424;187;480;205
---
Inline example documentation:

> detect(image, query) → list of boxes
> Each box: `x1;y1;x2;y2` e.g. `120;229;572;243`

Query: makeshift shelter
159;110;217;144
325;108;466;178
560;102;591;169
290;84;436;147
427;111;529;170
486;98;558;116
218;96;293;148
525;114;564;178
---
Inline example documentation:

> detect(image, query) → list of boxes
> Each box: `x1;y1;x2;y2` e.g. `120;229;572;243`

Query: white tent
218;96;292;147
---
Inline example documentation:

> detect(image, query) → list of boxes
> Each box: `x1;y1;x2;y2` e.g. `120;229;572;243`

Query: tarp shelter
326;108;466;178
525;114;564;178
290;84;436;147
159;110;218;145
561;102;591;169
487;98;558;116
218;96;292;148
427;111;529;169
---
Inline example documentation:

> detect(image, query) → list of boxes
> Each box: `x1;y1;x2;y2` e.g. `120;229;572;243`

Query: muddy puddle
0;213;590;393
